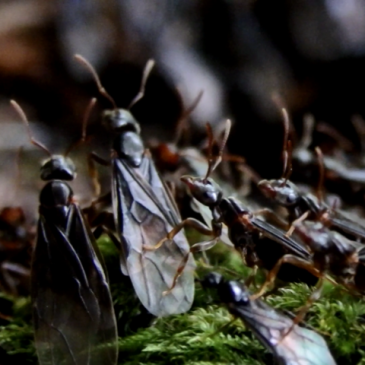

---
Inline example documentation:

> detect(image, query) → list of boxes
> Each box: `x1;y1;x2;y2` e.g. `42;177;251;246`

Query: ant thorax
40;155;76;181
102;109;141;134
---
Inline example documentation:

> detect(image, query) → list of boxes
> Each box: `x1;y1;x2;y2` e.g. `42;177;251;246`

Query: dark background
1;0;365;215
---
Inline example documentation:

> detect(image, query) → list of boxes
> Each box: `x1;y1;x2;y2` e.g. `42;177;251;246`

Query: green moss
1;235;365;364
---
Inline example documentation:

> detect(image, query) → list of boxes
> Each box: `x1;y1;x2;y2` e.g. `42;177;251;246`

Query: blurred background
1;0;365;218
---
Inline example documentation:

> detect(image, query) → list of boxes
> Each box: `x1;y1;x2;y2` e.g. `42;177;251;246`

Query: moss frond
1;234;365;364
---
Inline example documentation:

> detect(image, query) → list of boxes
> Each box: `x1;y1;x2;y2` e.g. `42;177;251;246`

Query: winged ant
11;99;118;365
251;216;365;342
258;108;365;241
74;55;196;317
146;120;315;296
202;272;336;365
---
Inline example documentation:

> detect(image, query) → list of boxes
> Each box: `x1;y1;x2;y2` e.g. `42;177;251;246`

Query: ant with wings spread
11;100;118;365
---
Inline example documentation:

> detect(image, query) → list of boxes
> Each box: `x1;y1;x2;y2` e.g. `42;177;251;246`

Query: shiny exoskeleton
109;111;195;317
12;99;118;365
34;157;118;365
292;222;365;293
155;122;315;293
253;220;365;318
75;55;195;317
183;176;312;277
258;110;365;241
202;272;337;365
258;178;365;241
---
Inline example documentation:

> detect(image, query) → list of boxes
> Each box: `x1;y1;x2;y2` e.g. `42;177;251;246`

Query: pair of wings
303;193;365;241
112;153;195;317
192;196;311;261
32;204;118;365
230;293;336;365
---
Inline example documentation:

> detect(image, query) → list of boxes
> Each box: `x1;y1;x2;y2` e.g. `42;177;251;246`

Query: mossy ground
1;234;365;364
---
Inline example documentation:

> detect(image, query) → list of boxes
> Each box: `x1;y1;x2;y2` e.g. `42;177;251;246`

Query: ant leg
253;208;288;230
93;221;129;276
250;255;321;300
143;218;215;252
244;266;258;288
285;210;310;237
165;180;176;199
83;193;112;227
163;237;220;296
87;208;128;275
88;152;110;197
279;277;324;343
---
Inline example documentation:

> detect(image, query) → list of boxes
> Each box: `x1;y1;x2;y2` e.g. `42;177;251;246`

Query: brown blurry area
0;0;365;219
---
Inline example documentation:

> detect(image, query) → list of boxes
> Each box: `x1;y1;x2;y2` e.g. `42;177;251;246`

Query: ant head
11;98;95;182
258;178;300;207
181;175;223;207
223;280;250;305
102;109;140;133
40;155;76;181
74;55;154;134
180;119;231;207
201;273;250;306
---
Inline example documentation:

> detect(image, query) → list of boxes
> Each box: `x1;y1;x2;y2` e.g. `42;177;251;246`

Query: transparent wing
252;218;311;260
112;156;195;317
330;213;365;241
32;206;117;365
232;300;336;365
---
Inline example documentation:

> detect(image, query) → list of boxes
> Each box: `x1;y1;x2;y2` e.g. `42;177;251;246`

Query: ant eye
203;191;213;202
286;193;297;204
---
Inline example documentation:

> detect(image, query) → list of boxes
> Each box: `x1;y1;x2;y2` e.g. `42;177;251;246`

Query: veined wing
139;149;182;224
67;205;118;364
231;299;336;365
330;213;365;241
32;207;117;365
252;218;311;260
223;197;310;260
112;156;195;317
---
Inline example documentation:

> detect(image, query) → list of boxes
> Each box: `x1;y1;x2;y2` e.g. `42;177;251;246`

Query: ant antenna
203;123;214;182
282;140;293;185
74;54;117;109
10;100;51;157
280;108;293;186
128;59;155;109
174;89;204;145
203;119;231;182
65;98;97;156
314;146;324;205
